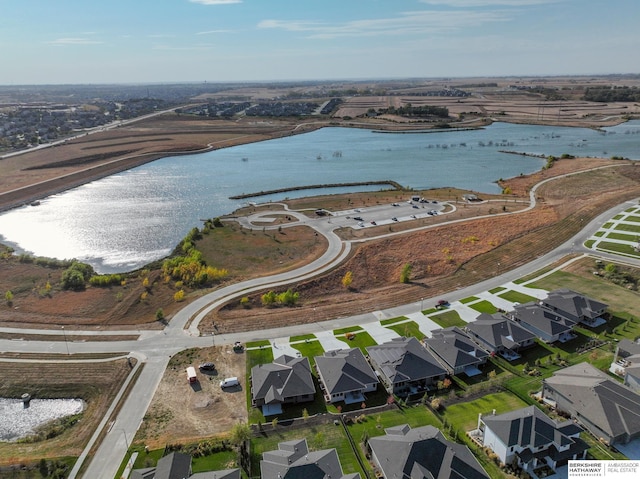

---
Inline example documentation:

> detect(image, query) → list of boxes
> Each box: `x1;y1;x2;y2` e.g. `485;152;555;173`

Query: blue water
0;121;639;273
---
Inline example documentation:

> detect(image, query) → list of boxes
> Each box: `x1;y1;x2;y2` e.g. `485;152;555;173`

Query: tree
400;263;413;283
174;289;185;302
229;422;251;446
341;271;353;289
61;268;86;291
155;308;165;321
302;408;309;421
4;290;13;306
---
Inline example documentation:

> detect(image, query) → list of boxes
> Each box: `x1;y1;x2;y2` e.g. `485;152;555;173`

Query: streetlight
61;326;70;356
119;428;130;450
420;297;424;313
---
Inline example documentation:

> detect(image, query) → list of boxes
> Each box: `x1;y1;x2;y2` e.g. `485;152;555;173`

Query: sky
1;0;638;85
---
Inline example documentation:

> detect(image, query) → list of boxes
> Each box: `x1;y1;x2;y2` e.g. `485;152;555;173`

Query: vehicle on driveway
436;299;449;309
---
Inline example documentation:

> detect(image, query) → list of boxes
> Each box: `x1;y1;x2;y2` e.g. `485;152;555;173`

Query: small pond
0;397;85;442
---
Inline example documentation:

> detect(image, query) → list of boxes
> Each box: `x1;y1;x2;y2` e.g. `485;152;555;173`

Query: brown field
0;358;133;466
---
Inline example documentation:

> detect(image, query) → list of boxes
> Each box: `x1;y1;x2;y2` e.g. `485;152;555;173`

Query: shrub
174;289;185;302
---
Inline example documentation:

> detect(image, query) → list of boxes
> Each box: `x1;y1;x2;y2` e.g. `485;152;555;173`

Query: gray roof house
479;406;588;473
314;348;379;404
540;289;608;327
250;354;316;416
508;302;576;344
466;313;536;360
542;362;640;445
260;438;360;479
610;339;640;393
366;337;447;397
131;452;240;479
423;327;489;376
368;424;489;479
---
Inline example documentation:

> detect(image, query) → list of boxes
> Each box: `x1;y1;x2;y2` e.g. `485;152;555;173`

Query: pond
0;121;639;273
0;397;84;442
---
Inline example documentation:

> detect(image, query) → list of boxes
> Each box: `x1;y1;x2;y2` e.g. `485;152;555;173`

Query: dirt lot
135;345;247;448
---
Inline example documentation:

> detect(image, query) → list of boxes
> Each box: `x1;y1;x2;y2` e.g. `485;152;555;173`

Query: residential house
478;406;588;473
131;452;240;479
368;424;489;479
260;438;360;479
250;354;316;416
314;348;378;404
423;327;489;376
541;289;608;327
508;302;576;344
542;362;640;445
465;313;536;360
611;339;640;393
366;337;446;397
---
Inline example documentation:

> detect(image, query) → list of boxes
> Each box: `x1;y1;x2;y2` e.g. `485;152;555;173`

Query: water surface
0;121;638;273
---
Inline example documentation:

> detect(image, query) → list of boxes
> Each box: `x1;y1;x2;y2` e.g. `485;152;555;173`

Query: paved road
1;177;639;478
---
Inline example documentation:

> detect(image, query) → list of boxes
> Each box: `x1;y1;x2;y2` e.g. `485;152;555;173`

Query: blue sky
1;0;638;85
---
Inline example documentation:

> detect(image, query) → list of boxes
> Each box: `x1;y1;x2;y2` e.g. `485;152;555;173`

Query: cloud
46;37;104;46
419;0;560;6
259;9;510;39
189;0;242;5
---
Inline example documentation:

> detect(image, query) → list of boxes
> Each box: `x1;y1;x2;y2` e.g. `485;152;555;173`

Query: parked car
370;221;377;225
436;299;449;308
199;362;215;371
354;216;363;221
220;377;240;388
391;217;398;221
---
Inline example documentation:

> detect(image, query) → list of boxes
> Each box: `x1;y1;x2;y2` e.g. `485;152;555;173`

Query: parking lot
327;198;446;229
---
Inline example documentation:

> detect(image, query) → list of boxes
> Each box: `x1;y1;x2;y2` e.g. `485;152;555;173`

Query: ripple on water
0;398;85;442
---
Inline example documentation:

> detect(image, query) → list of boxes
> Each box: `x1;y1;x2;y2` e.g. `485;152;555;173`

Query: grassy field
429;309;467;328
442;392;529;432
468;300;498;314
498;290;537;304
336;331;377;352
0;358;133;467
386;320;425;340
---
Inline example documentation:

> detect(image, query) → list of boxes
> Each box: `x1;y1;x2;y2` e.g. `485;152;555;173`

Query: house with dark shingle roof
542;362;640;445
465;313;536;360
479;406;588;473
368;424;489;479
366;337;446;397
540;289;608;327
131;452;240;479
610;339;640;392
260;438;360;479
314;348;378;404
508;302;576;344
250;354;315;416
423;327;489;376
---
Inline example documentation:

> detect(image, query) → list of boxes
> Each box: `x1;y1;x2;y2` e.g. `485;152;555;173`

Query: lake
0;121;639;273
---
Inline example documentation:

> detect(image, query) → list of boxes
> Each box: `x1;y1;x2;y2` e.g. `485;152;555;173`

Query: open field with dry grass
0;358;133;466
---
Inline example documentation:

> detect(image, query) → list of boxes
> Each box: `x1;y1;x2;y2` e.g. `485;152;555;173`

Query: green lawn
488;286;506;294
192;449;238;473
594;231;605;237
624;215;640;223
468;300;498;314
290;334;316;342
246;340;271;349
333;326;363;335
460;296;480;304
443;392;529;432
497;290;537;304
596;241;640;257
380;316;408;326
429;310;467;328
605;231;638;242
336;331;378;352
614;222;640;233
250;422;366;478
386;321;425;340
346;406;442;443
292;341;326;367
602;222;614;229
584;239;596;248
527;267;640;318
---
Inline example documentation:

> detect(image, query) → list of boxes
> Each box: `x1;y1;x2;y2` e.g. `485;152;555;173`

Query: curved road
1;175;639;478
